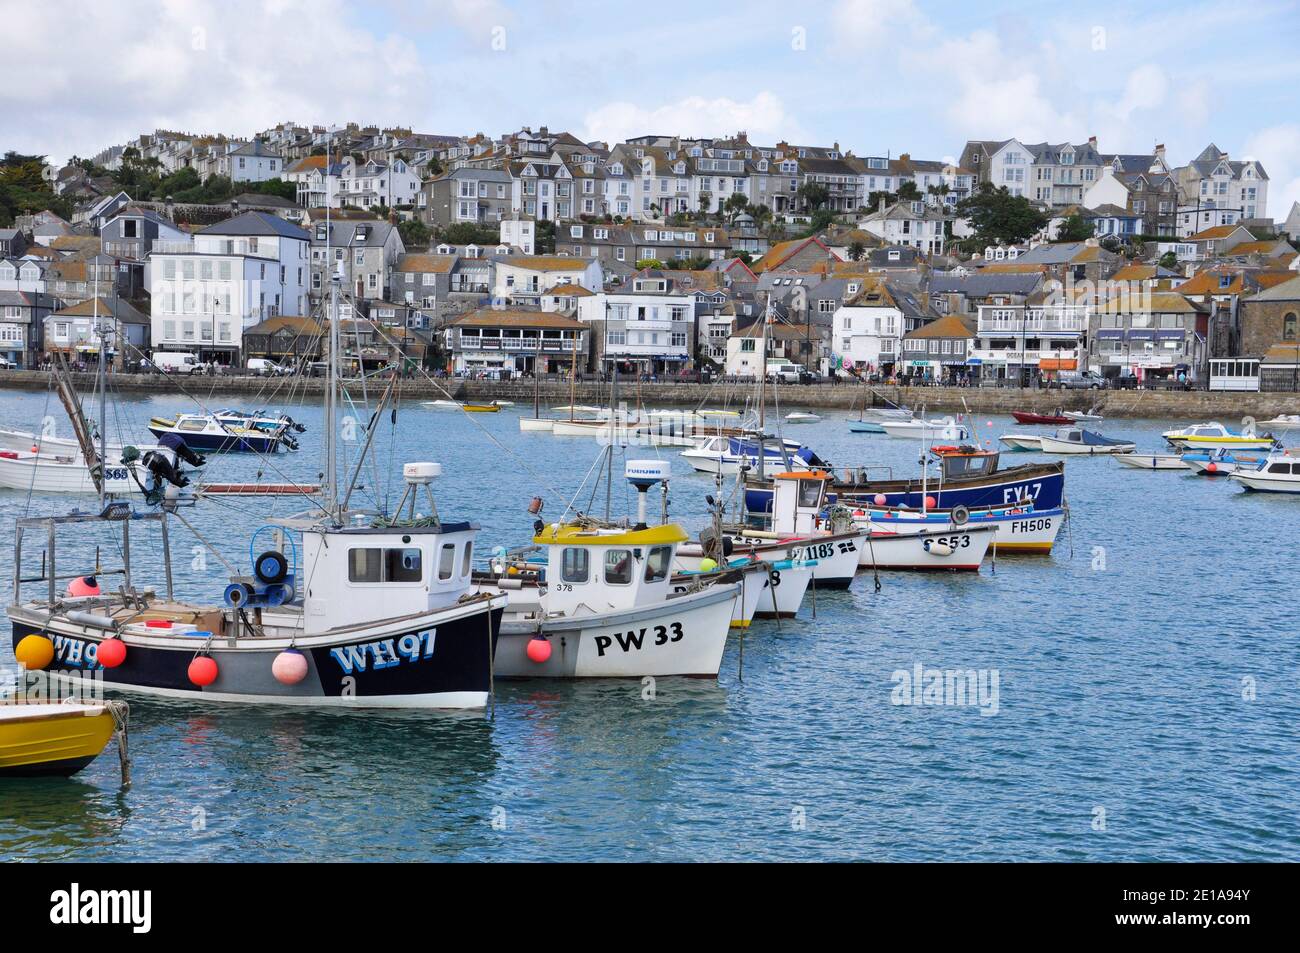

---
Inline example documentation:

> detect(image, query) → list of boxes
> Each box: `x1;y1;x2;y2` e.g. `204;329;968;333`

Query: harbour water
1;390;1297;861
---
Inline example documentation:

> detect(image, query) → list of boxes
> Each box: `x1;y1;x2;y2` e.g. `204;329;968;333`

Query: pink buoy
1206;462;1217;473
188;656;218;687
873;493;887;505
97;637;127;669
526;636;552;664
67;575;100;597
272;648;309;685
924;495;937;509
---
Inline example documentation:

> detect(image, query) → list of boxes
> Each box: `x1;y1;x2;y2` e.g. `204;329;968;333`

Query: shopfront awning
1039;358;1078;370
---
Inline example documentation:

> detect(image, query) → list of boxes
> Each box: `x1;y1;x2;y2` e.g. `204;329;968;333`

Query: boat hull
678;531;863;589
848;420;886;433
853;508;1062;553
858;525;996;570
998;435;1043;451
518;417;555;432
146;425;280;453
751;462;1066;513
1229;471;1300;493
1037;435;1134;454
9;601;505;710
1113;453;1188;470
1011;412;1071;425
493;583;737;678
0;704;116;777
0;453;140;494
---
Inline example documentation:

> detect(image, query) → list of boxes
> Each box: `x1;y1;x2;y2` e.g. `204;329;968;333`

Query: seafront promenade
2;369;1296;419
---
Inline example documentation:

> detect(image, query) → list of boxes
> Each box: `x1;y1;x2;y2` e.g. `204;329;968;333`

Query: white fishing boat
477;461;739;678
1162;421;1276;452
0;427;123;456
670;557;812;627
1228;453;1300;494
784;412;821;424
1037;427;1135;455
998;434;1043;451
0;446;190;495
859;523;997;570
422;399;462;409
1113;453;1189;470
8;269;509;710
881;418;971;441
1259;414;1300;430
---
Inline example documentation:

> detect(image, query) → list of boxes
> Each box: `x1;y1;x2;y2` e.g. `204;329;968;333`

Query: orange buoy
526;636;552;664
15;634;54;670
97;637;127;668
188;656;218;687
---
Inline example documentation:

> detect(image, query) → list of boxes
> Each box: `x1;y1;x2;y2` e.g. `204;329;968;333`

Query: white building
493;255;602;307
860;201;950;254
339;156;421;209
499;217;536;255
576;273;695;373
221;141;284;183
148;211;310;364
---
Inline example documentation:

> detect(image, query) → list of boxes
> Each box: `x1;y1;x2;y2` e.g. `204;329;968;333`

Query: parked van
247;358;288;377
148;351;202;375
766;362;805;384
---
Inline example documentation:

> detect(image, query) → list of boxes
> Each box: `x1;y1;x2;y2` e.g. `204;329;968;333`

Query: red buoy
873;493;887;505
97;638;127;668
526;636;552;664
67;575;100;597
1206;462;1218;473
188;656;218;687
924;495;937;509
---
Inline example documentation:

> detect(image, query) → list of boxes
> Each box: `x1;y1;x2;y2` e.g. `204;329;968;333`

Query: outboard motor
157;431;206;468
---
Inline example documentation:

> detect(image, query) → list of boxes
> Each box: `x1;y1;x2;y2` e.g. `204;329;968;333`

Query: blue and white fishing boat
1037;427;1135;455
1180;448;1269;476
846;499;1064;553
680;434;827;476
148;412;298;453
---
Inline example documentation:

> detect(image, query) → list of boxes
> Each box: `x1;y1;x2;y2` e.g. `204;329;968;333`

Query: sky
2;0;1298;217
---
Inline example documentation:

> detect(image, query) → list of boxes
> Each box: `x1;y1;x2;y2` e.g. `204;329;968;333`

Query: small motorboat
785;412;821;424
1259;414;1300;430
1228;452;1300;493
0;700;124;777
1181;448;1269;476
1113;452;1189;470
1011;410;1072;425
422;400;461;409
998;434;1043;452
848;419;885;434
1037;427;1136;455
491;400;514;407
147;413;294;453
1063;409;1104;422
421;400;500;413
1162;421;1276;452
881;418;971;441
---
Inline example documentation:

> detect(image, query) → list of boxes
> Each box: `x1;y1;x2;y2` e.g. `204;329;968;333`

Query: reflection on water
1;391;1298;860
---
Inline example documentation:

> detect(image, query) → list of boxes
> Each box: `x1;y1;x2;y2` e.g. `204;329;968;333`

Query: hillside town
3;122;1300;391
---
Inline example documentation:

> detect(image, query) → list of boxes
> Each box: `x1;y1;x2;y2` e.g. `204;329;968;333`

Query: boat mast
93;270;105;507
605;363;618;521
324;263;341;521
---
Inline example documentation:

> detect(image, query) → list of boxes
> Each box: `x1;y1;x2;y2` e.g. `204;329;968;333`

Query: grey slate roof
929;272;1044;296
201;211;309;240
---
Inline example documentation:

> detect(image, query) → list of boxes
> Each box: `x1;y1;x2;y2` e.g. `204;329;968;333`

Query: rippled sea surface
1;387;1297;861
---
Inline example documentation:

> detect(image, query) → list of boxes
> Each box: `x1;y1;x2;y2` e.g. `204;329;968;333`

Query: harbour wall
1;370;1296;419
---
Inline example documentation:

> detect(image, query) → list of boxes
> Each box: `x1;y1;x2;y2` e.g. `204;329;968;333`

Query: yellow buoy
699;557;718;573
15;634;55;670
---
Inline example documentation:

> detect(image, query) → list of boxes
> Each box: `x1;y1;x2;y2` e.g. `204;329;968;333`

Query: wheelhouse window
644;546;672;583
438;543;456;580
561;547;589;583
797;479;823;508
349;547;422;583
461;541;474;577
604;549;633;585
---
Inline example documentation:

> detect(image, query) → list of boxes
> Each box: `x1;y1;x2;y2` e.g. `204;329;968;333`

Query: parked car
0;356;16;370
147;351;204;375
247;358;288;377
1051;370;1109;390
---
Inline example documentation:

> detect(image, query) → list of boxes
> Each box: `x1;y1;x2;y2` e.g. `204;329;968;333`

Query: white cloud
581;92;800;147
0;0;452;164
1244;124;1300;219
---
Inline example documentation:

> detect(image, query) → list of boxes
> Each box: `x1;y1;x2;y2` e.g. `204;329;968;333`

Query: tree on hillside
847;240;867;261
797;181;830;212
1055;212;1095;243
896;180;923;202
723;192;748;223
955;182;1049;247
0;152;71;225
398;217;430;248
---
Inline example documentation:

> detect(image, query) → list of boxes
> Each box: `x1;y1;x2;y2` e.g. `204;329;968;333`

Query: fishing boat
1259;414;1300;430
881;418;971;440
147;412;295;452
1161;421;1276;452
756;447;1065;513
1180;448;1269;476
475;461;739;678
422;400;501;413
0;700;125;777
668;558;809;627
848;498;1062;553
8;269;508;710
1037;427;1136;455
1011;410;1072;425
858;521;998;569
1228;453;1300;493
998;434;1043;451
784;412;821;424
680;434;826;476
679;470;869;589
1113;452;1189;470
0;427;122;456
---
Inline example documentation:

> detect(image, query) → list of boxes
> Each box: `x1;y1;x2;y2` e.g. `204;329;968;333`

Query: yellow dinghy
462;403;501;413
0;701;123;778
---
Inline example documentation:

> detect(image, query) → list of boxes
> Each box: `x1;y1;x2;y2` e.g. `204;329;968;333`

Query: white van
149;352;202;375
247;358;288;377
